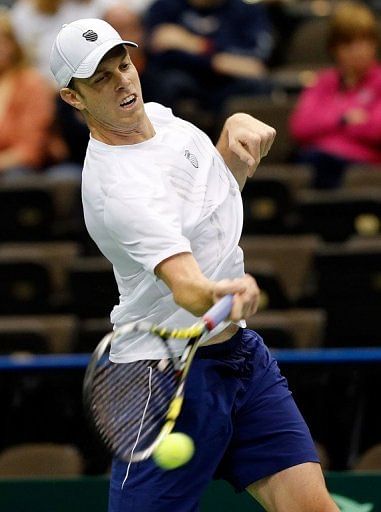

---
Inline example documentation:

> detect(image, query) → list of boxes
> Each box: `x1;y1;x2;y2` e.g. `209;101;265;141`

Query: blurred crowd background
1;0;381;481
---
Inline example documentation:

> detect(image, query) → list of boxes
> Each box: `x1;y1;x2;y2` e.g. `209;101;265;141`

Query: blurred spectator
0;8;65;179
52;94;89;171
120;0;156;16
289;1;381;189
10;0;117;81
141;0;275;127
104;3;146;74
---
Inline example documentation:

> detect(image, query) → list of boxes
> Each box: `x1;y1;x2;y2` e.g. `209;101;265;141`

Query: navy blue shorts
108;328;319;512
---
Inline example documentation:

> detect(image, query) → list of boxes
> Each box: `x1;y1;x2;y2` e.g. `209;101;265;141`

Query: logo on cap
82;30;98;42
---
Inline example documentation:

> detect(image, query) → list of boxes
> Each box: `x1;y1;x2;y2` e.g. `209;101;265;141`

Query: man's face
67;48;145;136
334;37;377;79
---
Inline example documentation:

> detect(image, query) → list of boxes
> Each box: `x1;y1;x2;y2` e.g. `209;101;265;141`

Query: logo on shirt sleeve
184;150;199;168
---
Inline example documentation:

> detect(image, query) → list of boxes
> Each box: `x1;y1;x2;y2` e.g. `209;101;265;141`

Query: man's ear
60;87;85;111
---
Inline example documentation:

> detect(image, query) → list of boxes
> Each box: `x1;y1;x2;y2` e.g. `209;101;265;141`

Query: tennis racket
83;294;233;463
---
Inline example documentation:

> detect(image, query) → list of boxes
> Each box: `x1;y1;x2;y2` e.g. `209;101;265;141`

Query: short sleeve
104;171;191;274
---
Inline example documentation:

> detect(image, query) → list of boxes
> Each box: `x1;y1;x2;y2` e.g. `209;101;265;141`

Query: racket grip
203;294;234;331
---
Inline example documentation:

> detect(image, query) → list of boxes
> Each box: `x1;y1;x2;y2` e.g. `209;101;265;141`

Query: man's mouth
120;94;137;108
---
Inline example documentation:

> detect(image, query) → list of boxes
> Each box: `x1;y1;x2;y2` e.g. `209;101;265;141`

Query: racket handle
203;294;234;331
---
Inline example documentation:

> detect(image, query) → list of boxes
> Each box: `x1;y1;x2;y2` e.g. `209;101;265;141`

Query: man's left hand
217;113;276;189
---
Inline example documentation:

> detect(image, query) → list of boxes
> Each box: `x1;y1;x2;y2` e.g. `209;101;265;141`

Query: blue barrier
0;353;90;371
0;347;381;371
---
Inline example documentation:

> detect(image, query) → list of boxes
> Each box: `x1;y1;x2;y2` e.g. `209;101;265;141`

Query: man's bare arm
155;252;260;322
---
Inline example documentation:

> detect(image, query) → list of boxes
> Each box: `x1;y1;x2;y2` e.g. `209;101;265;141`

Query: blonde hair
33;0;65;16
327;1;379;51
0;8;27;68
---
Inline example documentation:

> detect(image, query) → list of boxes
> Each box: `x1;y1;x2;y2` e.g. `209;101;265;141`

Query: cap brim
72;39;138;80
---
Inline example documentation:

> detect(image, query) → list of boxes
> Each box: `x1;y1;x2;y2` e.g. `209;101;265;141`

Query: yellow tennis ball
153;432;195;470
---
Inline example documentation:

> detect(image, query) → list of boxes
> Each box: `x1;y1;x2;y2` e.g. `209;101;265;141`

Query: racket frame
83;295;233;463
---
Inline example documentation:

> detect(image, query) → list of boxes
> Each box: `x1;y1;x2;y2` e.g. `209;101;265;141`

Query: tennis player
50;18;339;512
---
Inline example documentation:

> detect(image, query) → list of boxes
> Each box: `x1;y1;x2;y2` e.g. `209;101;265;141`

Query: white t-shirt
82;103;245;362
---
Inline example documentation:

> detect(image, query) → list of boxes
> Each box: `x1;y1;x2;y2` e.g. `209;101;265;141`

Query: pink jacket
289;64;381;163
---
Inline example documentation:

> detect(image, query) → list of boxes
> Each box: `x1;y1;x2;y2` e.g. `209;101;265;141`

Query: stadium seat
247;308;326;348
281;17;330;68
0;367;86;452
241;179;295;235
0;443;84;477
68;257;119;318
254;163;314;194
243;260;291;311
47;176;83;240
0;315;78;354
271;16;330;92
220;95;298;163
0;330;48;355
0;184;55;241
241;234;322;304
343;164;381;191
0;260;52;315
0;242;80;313
295;189;381;242
250;324;294;348
314;238;381;345
74;317;113;353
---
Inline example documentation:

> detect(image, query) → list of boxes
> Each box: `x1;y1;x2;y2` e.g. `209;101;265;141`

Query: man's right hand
213;274;261;322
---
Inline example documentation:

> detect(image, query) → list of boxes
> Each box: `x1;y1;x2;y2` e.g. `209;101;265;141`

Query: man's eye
95;75;105;83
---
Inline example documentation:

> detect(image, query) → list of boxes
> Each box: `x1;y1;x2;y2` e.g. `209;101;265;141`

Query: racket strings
92;363;156;452
96;370;164;449
89;358;178;459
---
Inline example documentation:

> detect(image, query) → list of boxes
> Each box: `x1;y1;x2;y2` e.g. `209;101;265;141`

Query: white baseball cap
50;18;138;88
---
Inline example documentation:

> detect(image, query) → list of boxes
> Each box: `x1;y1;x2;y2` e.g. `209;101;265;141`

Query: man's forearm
155;252;215;316
155;251;261;322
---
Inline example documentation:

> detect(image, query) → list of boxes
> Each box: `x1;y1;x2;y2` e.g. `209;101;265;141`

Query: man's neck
88;115;156;146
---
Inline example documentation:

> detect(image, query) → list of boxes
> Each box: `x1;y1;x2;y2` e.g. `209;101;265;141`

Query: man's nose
115;71;130;88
